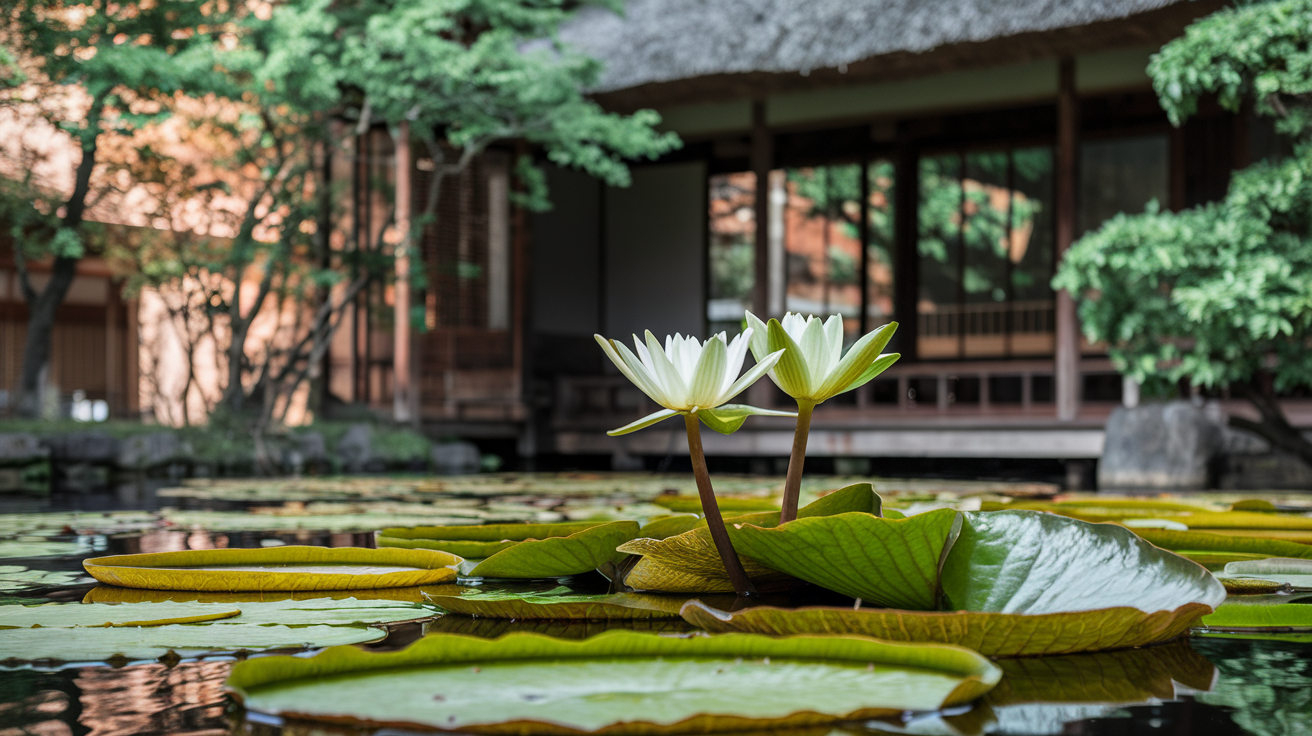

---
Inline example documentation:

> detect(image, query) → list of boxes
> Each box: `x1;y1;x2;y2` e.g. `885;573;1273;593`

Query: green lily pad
227;631;1002;734
1200;600;1312;631
83;546;461;591
1126;528;1312;565
425;586;686;619
467;521;639;579
1225;558;1312;575
425;614;696;640
940;511;1225;614
0;541;83;559
683;510;1225;656
0;598;439;629
729;509;961;609
164;510;487;534
638;515;701;540
651;496;779;514
0;566;89;592
679;600;1213;658
378;521;607;558
0;623;386;664
618;483;879;594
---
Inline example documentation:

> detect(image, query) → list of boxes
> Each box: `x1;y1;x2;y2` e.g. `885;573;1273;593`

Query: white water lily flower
744;312;900;404
594;329;795;436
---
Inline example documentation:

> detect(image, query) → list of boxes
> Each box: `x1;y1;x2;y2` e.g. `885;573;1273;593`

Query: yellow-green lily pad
378;521;607;558
226;631;1001;734
425;586;686;619
467;521;639;579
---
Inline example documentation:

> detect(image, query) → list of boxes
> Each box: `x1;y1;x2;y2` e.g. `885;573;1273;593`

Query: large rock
335;423;382;473
1099;401;1222;491
117;431;191;471
0;433;47;465
431;441;481;475
46;432;118;464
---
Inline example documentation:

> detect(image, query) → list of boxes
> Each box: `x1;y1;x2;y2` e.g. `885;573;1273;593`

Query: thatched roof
562;0;1219;109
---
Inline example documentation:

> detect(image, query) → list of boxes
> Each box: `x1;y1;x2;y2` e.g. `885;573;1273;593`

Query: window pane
961;151;1010;357
708;172;756;335
783;165;864;343
1010;147;1055;356
917;154;963;359
866;160;895;329
1078;135;1169;235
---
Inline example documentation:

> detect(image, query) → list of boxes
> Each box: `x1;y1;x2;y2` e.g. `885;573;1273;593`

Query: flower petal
816;321;899;400
721;348;784;404
744;312;770;362
842;352;901;394
722;329;751;396
596;335;665;406
607;408;681;436
687;333;727;407
823;314;844;373
799;316;829;384
644;331;688;405
767;319;814;397
698;403;798;435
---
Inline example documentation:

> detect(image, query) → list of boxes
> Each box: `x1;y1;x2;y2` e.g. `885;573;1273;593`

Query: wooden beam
1054;57;1081;422
393;121;413;424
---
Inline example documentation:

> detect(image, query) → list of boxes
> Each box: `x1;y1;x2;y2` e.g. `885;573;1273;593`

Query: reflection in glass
866;162;896;329
783;165;863;344
1079;135;1170;236
707;172;756;335
917;148;1055;360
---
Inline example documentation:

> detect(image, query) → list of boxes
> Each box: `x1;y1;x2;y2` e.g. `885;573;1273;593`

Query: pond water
1;474;1309;736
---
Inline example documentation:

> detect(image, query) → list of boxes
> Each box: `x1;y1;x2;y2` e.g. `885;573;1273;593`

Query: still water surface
1;477;1309;736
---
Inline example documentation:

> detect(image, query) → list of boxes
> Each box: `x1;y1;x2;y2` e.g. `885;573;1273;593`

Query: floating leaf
0;566;88;592
0;598;439;630
425;586;686;619
82;585;445;604
1132;528;1312;561
0;623;386;664
652;496;779;514
425;614;695;640
729;509;961;609
638;515;701;540
1225;558;1312;575
679;600;1212;658
378;522;606;558
940;511;1225;614
1200;600;1312;631
227;631;1001;734
467;522;639;579
0;541;83;559
0;602;240;628
618;484;878;594
83;546;460;591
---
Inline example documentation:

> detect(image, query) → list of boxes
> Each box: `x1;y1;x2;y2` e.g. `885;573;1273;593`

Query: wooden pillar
392;121;414;424
750;100;771;318
1055;57;1081;422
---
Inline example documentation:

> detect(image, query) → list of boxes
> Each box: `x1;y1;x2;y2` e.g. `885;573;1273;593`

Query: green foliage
1055;0;1312;400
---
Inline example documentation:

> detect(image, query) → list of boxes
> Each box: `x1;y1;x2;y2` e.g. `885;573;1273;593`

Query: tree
0;0;232;417
1054;0;1312;466
205;0;681;421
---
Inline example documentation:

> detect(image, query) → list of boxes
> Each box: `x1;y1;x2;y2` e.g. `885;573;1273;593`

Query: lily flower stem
779;400;815;524
684;413;758;597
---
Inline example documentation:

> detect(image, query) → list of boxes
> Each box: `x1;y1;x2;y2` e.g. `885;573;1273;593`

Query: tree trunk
14;103;102;418
15;256;79;417
1228;380;1312;468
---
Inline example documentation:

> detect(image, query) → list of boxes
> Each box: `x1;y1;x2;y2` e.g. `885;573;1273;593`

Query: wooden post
393;121;413;424
1055;57;1081;422
105;280;120;415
